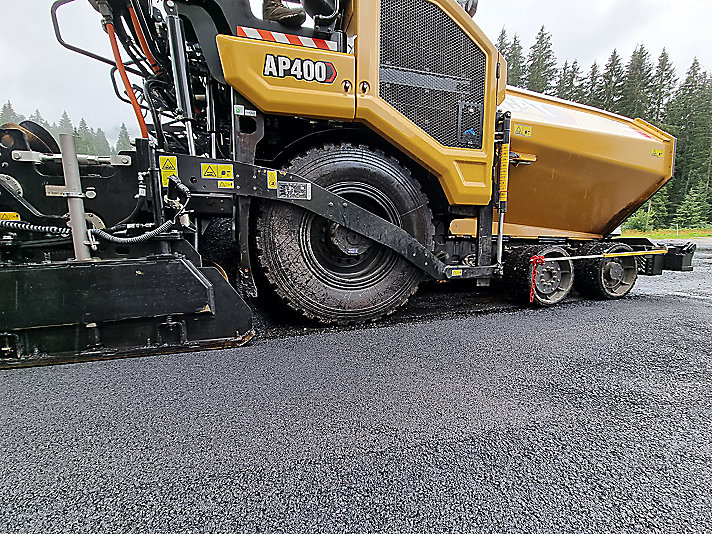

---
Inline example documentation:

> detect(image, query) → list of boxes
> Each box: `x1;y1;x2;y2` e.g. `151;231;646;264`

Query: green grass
622;228;712;239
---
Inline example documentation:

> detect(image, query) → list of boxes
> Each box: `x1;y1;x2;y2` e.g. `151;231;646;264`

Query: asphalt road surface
2;240;711;533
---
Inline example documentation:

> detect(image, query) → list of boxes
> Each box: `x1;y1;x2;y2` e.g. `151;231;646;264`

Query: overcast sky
1;0;710;144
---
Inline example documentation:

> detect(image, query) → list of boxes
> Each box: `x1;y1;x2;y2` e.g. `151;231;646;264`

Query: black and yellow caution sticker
0;212;20;221
652;148;664;158
159;155;178;187
513;124;532;137
201;162;234;181
267;170;278;190
201;163;218;179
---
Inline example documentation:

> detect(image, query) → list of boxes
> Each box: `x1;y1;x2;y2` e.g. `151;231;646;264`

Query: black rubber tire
255;143;434;325
574;242;638;300
505;244;575;307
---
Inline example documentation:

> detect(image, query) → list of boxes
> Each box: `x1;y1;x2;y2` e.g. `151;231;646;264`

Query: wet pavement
1;240;711;533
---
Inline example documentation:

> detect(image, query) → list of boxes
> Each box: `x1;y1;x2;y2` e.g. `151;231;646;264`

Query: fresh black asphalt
1;241;711;533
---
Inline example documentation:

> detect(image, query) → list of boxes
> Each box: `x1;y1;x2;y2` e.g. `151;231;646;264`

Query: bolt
328;202;334;207
12;153;20;160
122;157;129;164
342;202;347;207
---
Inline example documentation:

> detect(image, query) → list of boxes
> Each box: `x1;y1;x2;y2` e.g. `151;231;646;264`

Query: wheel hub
604;261;624;282
328;223;372;256
535;262;562;295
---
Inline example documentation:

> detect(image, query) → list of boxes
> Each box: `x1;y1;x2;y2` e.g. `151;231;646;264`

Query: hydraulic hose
0;220;71;235
128;6;161;74
90;220;174;244
106;22;149;138
0;219;177;245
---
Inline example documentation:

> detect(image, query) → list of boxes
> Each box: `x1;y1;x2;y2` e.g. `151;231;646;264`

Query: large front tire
255;144;433;325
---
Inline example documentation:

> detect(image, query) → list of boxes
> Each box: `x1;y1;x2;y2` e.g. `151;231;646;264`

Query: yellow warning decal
499;143;510;202
0;212;20;221
218;164;233;180
217;181;234;189
267;170;278;190
451;269;463;277
513;124;532;137
201;163;218;179
159;155;178;188
652;148;664;158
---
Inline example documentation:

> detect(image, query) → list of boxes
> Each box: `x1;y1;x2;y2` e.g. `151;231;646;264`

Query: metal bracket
11;151;132;167
169;153;503;281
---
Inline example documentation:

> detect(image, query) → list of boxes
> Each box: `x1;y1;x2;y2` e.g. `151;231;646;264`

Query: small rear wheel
506;245;575;307
574;242;638;300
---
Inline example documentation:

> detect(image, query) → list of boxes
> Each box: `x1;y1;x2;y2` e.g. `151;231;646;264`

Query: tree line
497;26;712;230
0;102;132;157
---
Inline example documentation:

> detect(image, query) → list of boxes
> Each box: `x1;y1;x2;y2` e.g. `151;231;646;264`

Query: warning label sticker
513;124;532;137
218;164;233;180
217;181;234;189
0;212;20;221
267;170;278;190
201;163;218;178
652;148;664;158
451;269;463;277
159;155;178;188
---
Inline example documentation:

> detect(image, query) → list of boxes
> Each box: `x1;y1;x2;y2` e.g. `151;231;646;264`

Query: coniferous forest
0;103;133;158
2;26;711;230
497;26;712;230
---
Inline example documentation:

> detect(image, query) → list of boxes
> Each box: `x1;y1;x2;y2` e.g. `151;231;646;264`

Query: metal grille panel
379;0;487;148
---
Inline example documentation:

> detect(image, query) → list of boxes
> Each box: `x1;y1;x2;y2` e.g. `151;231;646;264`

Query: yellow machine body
503;88;675;238
216;1;674;239
217;0;505;207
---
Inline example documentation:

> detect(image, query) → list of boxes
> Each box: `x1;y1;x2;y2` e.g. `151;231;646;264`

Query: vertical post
59;134;92;261
166;4;196;155
205;78;217;158
496;112;511;265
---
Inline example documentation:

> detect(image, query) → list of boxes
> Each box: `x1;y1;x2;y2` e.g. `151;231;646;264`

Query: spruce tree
525;26;558;95
584;61;604;108
569;60;585;103
650;49;676;125
601;49;625;113
674;184;710;228
94;128;112;156
0;101;24;124
115;123;132;152
619;45;654;120
507;35;526;88
665;59;708;211
28;109;50;130
495;28;509;57
76;119;96;155
556;61;571;99
57;111;74;135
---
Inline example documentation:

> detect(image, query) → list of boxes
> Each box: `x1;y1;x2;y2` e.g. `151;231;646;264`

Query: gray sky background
1;0;710;144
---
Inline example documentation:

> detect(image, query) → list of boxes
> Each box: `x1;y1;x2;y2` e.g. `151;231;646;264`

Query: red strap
529;255;546;303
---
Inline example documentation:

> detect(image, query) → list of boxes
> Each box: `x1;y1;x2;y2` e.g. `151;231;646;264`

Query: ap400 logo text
263;54;337;84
